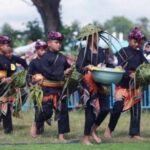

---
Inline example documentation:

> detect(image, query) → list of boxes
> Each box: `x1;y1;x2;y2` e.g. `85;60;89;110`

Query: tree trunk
31;0;61;33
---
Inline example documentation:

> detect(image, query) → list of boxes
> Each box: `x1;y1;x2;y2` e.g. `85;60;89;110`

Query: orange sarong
43;94;59;109
115;86;141;111
82;72;101;110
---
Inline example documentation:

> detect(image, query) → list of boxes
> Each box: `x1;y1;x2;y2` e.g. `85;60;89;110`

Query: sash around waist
41;79;64;88
0;70;7;79
32;74;64;88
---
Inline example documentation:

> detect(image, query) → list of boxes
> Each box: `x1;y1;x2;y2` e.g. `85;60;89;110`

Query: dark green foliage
135;64;150;89
24;20;44;41
104;16;133;39
29;84;43;111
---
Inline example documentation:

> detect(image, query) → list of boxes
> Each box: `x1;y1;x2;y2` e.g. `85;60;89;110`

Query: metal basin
92;67;125;85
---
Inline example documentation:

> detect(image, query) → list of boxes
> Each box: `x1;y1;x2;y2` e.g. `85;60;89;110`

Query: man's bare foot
58;134;67;142
104;127;112;138
30;122;37;138
91;124;101;143
83;141;93;145
130;135;144;140
83;136;93;145
91;131;102;143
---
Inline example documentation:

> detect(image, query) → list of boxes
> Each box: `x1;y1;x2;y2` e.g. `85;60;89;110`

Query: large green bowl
91;67;125;85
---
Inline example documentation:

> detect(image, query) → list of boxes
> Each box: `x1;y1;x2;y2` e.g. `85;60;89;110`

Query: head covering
48;31;64;41
35;40;47;49
0;35;11;44
128;27;143;42
77;24;102;40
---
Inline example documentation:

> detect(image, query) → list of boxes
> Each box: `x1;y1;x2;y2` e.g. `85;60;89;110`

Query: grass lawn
0;109;150;149
1;142;150;150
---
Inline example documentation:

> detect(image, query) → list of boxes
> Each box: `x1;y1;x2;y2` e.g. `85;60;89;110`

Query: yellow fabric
10;64;16;71
0;70;7;78
33;74;64;88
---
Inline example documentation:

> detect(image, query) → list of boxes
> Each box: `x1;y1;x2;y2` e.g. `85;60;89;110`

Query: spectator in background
104;45;118;66
143;41;150;63
140;35;147;50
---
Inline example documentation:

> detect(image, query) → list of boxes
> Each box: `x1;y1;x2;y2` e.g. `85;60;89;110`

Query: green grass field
1;142;150;150
0;109;150;149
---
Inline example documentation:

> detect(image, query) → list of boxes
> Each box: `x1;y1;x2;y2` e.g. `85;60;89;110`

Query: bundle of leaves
13;90;22;118
29;84;43;111
77;24;103;40
65;65;82;95
1;70;27;96
0;70;28;118
135;63;150;89
11;70;27;88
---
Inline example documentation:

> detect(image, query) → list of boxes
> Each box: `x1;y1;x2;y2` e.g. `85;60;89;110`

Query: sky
0;0;150;30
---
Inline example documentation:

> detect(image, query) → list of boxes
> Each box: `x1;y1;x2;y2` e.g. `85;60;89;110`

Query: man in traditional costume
0;35;27;133
76;25;116;144
30;32;72;141
28;40;49;137
103;27;148;140
0;35;13;133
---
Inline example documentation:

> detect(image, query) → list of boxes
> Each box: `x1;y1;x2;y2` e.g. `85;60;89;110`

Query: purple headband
128;27;143;41
0;35;11;44
48;31;64;41
35;40;47;49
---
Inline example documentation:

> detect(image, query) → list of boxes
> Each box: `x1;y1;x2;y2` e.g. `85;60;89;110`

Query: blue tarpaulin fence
22;85;150;111
67;84;150;109
143;85;150;109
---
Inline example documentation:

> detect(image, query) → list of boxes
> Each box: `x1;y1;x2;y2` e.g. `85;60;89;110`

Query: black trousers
35;99;70;134
108;100;141;136
94;94;110;126
58;99;70;134
34;100;53;134
84;94;110;135
108;100;124;132
1;104;13;133
0;83;13;134
129;102;141;136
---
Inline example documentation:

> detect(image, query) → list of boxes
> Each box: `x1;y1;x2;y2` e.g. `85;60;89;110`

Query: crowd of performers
0;26;149;145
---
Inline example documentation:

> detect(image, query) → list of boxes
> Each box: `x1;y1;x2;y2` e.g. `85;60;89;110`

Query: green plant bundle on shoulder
135;63;150;89
11;70;27;88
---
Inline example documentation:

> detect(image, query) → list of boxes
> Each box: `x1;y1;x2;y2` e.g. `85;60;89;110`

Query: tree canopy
104;16;133;39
